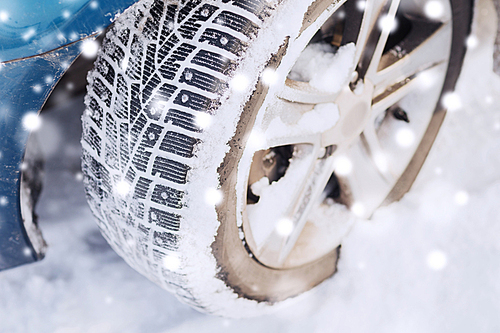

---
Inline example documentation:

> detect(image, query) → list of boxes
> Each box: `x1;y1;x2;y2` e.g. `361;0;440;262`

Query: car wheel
81;0;471;316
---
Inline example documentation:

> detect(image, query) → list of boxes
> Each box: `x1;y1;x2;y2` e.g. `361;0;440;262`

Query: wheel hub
321;79;374;148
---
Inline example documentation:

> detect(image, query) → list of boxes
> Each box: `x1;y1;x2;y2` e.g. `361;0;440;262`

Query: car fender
0;0;139;270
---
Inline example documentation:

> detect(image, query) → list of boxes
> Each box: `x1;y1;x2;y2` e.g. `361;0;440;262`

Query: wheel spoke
376;18;446;72
369;20;451;116
371;73;418;117
353;0;401;81
336;138;393;218
277;78;340;104
361;122;395;180
370;21;451;96
255;98;340;149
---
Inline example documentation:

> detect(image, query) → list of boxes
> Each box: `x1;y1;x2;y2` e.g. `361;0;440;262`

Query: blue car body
0;0;138;270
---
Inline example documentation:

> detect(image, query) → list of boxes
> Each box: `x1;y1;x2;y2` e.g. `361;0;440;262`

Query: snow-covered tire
82;0;471;316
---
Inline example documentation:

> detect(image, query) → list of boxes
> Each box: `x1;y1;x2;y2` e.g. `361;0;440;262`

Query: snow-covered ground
1;2;500;332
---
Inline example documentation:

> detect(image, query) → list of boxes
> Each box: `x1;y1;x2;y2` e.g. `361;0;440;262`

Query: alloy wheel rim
239;0;453;269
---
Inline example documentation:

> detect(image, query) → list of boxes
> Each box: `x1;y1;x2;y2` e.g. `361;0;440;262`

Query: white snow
0;0;499;330
424;0;445;20
426;250;448;270
333;155;353;175
350;202;366;217
22;28;36;41
162;255;181;271
115;180;131;196
395;127;415;147
288;42;356;95
261;68;279;86
441;91;462;111
32;84;43;94
275;218;294;237
204;188;223;206
356;0;367;11
265;102;340;143
22;112;42;131
378;14;398;32
246;147;316;247
0;11;9;22
80;39;100;59
230;74;251;92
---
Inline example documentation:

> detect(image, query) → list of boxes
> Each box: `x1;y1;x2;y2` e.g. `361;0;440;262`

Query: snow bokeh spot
205;188;223;206
275;218;294;237
22;28;36;41
424;1;445;19
115;181;131;196
230;74;250;92
333;155;352;176
351;203;365;217
33;84;43;94
75;172;84;181
0;11;9;22
378;15;398;32
22;112;42;131
442;92;462;111
23;247;32;257
80;39;99;59
163;255;181;271
62;10;70;19
262;68;278;86
0;196;8;206
356;0;366;11
454;190;469;206
195;112;212;129
247;130;266;150
45;76;53;84
427;250;448;270
90;1;99;9
417;71;438;90
396;128;415;147
466;35;479;49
